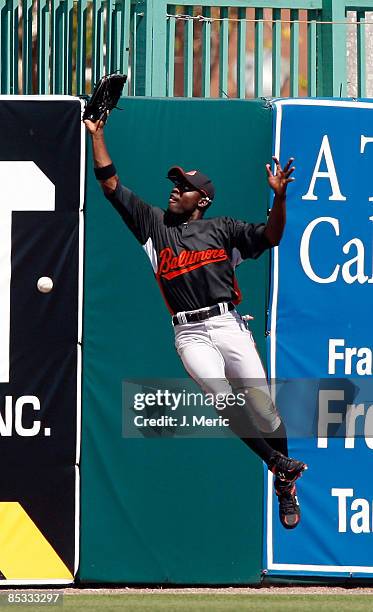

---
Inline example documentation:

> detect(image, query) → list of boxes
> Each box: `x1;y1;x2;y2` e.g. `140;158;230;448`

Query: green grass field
4;594;373;612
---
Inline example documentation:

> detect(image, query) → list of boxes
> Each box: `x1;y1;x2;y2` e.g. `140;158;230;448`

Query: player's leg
174;331;232;396
263;421;288;456
174;322;292;467
208;311;286;447
208;311;306;529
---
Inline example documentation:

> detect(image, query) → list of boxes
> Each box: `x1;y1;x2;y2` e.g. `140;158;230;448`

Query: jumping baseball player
85;119;307;530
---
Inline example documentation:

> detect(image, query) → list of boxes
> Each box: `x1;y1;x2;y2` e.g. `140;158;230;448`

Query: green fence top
3;0;373;98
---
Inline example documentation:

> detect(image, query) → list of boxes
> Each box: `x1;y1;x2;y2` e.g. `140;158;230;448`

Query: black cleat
275;478;301;529
268;450;307;483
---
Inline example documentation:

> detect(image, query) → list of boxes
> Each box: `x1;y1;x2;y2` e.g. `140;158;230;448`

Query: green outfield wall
79;98;272;583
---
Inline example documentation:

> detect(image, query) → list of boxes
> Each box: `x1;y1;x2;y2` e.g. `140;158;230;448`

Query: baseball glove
82;73;127;124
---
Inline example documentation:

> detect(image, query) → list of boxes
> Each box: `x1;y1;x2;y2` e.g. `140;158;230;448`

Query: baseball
37;276;53;293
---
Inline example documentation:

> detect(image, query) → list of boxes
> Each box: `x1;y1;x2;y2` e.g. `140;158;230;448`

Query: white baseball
37;276;54;294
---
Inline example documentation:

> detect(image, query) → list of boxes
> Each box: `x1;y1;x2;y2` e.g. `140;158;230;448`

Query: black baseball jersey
107;182;271;314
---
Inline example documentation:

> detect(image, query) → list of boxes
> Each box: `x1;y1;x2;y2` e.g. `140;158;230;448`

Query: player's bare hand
84;119;105;135
266;156;295;197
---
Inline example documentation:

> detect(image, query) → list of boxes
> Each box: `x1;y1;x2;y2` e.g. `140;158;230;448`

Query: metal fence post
320;0;347;96
132;0;152;95
132;0;167;96
150;0;167;96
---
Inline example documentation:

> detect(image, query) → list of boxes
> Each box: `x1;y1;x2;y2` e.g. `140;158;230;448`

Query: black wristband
94;164;117;181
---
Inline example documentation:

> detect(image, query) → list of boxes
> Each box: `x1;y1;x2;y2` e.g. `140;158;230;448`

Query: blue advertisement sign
265;100;373;577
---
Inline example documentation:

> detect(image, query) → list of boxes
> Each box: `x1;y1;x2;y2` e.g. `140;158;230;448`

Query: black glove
82;73;127;124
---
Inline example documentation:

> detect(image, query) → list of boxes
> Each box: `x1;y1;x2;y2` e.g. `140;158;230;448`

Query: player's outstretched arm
84;119;118;194
264;156;295;246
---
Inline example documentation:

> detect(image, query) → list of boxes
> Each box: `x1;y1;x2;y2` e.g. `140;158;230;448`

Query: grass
4;594;373;612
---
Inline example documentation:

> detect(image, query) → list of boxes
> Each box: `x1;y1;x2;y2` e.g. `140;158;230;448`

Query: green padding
80;99;272;584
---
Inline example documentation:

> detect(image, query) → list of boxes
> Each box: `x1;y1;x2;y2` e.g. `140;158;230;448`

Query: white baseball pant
173;308;281;433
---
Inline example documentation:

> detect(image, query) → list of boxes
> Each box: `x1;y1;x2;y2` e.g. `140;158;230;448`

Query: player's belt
172;302;234;326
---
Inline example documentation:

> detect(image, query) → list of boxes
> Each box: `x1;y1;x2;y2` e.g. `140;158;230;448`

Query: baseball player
85;119;307;530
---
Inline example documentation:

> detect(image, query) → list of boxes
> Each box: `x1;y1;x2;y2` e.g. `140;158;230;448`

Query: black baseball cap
167;166;215;201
